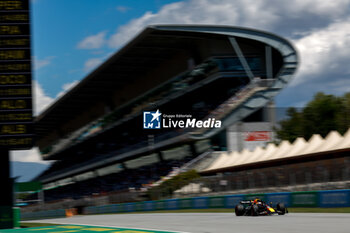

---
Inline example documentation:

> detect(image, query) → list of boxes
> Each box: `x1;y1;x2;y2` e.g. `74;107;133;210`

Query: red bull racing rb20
235;199;288;216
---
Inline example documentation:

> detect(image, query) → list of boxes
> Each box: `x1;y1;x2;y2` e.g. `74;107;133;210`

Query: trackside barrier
209;196;225;208
179;198;192;209
124;203;135;212
193;197;208;209
318;190;350;208
21;209;66;220
155;200;165;210
265;192;291;207
166;199;179;210
20;189;350;219
225;194;244;208
144;201;155;211
245;193;266;201
135;202;144;211
291;191;318;207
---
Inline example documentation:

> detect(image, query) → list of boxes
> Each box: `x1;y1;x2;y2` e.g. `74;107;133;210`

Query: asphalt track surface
25;213;350;233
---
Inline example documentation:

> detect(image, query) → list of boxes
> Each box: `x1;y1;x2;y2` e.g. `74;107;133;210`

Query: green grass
20;222;60;228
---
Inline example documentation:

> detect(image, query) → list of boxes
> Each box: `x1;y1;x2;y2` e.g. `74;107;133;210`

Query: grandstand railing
179;150;216;172
189;78;271;138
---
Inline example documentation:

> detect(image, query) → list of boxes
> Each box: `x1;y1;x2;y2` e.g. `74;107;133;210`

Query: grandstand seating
204;129;350;173
38;153;196;202
178;155;350;196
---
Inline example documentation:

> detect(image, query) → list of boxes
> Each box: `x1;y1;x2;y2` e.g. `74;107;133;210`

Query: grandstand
173;130;350;197
30;25;298;208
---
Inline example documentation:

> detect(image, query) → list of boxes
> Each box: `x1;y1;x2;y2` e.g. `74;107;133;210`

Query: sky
10;0;350;164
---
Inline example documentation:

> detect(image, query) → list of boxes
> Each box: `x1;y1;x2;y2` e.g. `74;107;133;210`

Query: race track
25;213;350;233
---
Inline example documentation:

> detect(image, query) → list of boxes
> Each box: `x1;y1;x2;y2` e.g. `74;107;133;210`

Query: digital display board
0;0;33;149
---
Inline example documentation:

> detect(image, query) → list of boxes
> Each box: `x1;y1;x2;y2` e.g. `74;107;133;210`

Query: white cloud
83;52;113;73
116;6;130;13
107;0;350;48
292;18;350;86
10;148;51;164
83;57;104;72
77;31;107;49
33;56;55;70
33;81;54;116
291;0;350;16
56;80;80;98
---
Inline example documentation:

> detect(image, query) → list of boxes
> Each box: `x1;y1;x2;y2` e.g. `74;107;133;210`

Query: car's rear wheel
251;205;259;216
277;203;286;215
235;204;245;216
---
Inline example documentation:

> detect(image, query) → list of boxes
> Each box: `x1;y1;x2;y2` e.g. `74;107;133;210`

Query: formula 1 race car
235;199;287;216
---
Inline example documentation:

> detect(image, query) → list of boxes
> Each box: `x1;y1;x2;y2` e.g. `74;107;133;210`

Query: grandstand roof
35;24;297;140
203;129;350;174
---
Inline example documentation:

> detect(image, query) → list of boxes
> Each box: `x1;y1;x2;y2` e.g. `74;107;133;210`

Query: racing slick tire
277;203;286;215
235;204;245;216
251;204;259;216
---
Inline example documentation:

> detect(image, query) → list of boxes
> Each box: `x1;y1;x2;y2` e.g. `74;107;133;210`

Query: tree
277;92;349;142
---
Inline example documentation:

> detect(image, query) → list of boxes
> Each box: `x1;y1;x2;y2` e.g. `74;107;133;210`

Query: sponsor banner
155;200;165;210
123;203;134;212
319;190;350;208
179;198;192;209
244;131;270;141
208;196;225;208
224;195;245;208
112;204;122;213
265;192;291;207
291;191;318;207
193;197;208;209
134;202;144;211
166;199;179;210
143;201;155;211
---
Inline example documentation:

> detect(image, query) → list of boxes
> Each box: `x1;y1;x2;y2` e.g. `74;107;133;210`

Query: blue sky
12;0;350;164
32;0;179;99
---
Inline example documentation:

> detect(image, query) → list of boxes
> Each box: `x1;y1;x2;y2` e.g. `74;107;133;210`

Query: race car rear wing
240;200;252;204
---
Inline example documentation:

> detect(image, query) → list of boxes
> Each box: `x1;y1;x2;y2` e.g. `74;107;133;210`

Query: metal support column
0;150;13;229
229;37;254;80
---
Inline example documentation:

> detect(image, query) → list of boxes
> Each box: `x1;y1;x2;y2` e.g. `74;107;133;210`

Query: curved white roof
203;129;350;173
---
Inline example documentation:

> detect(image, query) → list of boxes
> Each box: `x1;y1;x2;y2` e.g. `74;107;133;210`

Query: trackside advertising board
0;0;33;149
21;190;350;220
